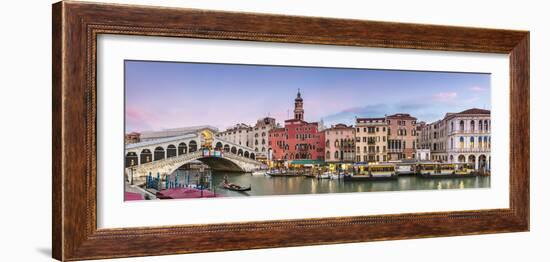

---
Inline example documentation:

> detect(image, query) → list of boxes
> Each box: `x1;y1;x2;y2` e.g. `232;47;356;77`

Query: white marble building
420;108;491;171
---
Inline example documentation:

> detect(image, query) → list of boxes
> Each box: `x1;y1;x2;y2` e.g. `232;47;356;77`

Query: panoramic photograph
123;60;491;201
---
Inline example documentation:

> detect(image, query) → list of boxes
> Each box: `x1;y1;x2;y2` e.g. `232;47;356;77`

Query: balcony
448;147;491;153
449;129;491;135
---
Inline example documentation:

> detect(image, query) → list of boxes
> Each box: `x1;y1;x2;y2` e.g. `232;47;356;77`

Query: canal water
207;171;490;198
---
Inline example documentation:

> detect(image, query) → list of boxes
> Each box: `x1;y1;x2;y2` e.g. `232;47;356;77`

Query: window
470;136;475;148
470;120;475;132
479;120;483;132
460;120;465;132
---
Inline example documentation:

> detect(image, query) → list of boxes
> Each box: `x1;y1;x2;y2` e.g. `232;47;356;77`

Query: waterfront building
386;113;417;160
268;90;325;162
355;117;388;163
425;117;448;162
324;124;356;168
419;108;491;170
415;149;431;161
251;117;278;154
125;132;141;144
445;108;491;170
217;123;253;148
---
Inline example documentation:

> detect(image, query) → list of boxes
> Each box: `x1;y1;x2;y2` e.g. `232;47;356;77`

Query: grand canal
200;171;491;198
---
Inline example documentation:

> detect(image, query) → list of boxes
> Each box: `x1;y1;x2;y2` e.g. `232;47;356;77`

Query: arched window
478;137;483;148
178;142;187;155
479;120;483;132
334;140;339;147
154;146;165;161
470;120;475;132
451;121;454;132
484;136;489;148
188;140;197;152
334;151;339;159
484;120;489;131
469;136;474;148
459;137;465;149
140;149;152;164
450;138;454;149
223;144;230;152
459;120;465;132
326;151;330;160
166;144;177;158
214;142;223;151
125;152;138;167
261;132;266;137
261;139;265;145
326;139;330;147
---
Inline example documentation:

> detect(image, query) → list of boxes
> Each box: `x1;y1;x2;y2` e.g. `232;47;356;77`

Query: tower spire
294;89;304;120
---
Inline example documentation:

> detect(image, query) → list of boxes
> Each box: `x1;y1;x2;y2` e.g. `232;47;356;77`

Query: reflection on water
209;171;491;198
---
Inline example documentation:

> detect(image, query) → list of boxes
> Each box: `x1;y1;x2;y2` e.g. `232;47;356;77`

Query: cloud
463;97;480;103
432;92;457;102
469;86;486;92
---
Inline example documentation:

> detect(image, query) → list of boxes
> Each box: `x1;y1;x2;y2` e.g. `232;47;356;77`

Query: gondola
222;183;251;191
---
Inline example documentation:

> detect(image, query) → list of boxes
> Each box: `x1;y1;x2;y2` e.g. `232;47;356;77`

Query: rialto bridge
125;128;264;181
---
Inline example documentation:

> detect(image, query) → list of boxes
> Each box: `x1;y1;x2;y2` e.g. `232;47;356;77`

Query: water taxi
369;164;396;178
344;163;396;181
454;163;475;175
417;162;437;175
437;164;456;175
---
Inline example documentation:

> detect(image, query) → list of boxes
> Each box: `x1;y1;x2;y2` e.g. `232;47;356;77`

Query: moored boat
417;162;437;176
251;170;266;176
222;183;251;191
369;164;396;178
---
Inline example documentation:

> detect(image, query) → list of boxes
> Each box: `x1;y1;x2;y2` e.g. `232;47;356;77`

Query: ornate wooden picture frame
52;1;529;261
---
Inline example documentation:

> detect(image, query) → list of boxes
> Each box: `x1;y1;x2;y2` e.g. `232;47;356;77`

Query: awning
289;159;326;165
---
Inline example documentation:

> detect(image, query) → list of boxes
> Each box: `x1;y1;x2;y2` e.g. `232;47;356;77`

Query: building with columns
324;124;356;165
355;117;388;163
268;90;325;162
419;108;491;171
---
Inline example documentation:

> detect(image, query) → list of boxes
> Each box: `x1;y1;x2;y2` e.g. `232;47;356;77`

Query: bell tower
294;89;304;121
